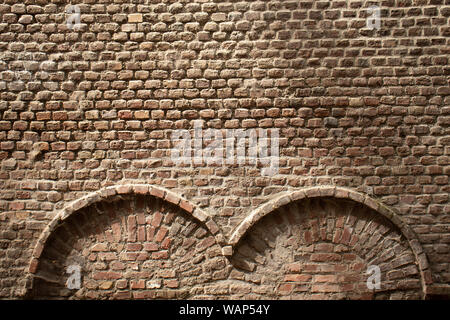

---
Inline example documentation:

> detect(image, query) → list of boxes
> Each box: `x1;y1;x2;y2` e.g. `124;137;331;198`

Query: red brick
314;275;337;283
310;253;342;262
155;227;168;243
92;272;122;280
151;212;163;227
277;283;294;294
152;251;169;260
284;274;311;282
144;243;158;251
130;280;145;289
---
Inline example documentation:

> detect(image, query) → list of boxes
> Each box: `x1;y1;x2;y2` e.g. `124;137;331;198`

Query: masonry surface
0;0;449;299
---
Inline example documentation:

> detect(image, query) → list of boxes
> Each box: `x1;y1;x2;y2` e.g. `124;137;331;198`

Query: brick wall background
0;0;448;299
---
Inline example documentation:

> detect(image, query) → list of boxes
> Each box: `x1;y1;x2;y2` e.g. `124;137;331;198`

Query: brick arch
25;184;225;298
228;186;431;298
229;196;426;299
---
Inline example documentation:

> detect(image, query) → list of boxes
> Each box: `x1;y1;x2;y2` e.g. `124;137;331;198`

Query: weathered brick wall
0;0;448;299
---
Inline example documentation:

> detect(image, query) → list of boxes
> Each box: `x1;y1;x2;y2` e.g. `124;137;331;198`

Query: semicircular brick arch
27;184;224;276
229;186;431;296
229;196;426;299
26;187;228;299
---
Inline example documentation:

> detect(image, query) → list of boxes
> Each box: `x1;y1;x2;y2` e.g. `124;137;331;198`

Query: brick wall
0;0;449;299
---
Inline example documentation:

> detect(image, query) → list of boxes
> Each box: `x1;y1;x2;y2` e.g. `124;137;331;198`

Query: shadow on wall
27;194;424;300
